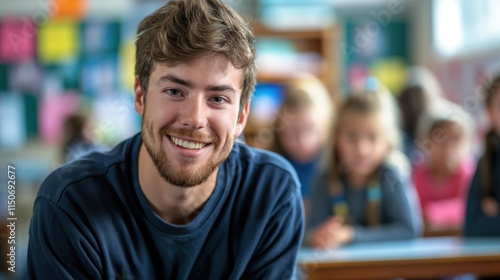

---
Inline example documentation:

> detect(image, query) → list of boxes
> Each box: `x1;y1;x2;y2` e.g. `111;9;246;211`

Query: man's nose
179;95;207;129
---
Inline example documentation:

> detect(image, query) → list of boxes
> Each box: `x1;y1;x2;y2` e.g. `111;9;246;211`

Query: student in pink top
412;101;475;230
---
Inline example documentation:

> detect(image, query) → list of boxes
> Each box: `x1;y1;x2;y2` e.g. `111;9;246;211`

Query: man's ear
134;75;145;117
235;101;251;137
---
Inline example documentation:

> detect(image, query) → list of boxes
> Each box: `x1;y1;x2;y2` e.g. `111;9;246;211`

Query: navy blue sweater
28;133;304;279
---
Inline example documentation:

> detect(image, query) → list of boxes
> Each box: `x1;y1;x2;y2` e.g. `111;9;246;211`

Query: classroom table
298;237;500;280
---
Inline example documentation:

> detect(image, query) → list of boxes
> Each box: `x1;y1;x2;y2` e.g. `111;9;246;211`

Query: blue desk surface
298;237;500;264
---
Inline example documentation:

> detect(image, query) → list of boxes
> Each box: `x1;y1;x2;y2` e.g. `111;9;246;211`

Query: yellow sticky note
120;39;136;91
370;58;407;95
38;20;79;64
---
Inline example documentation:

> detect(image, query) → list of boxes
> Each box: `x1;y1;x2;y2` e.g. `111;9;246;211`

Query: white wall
407;0;434;66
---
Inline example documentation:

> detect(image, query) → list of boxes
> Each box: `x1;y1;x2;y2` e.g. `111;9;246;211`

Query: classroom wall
1;1;500;278
0;0;132;18
406;0;500;156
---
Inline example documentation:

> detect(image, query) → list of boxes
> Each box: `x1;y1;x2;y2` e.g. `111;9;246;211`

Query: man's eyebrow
157;74;193;88
207;84;237;94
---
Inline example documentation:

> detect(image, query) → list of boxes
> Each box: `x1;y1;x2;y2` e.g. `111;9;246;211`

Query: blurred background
1;0;500;278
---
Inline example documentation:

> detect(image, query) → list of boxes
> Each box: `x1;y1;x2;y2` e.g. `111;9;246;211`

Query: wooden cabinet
252;21;341;102
243;21;341;148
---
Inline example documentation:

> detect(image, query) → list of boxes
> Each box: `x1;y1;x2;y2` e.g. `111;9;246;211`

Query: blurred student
399;66;445;163
413;102;475;230
398;85;427;159
465;75;500;236
307;79;421;248
271;74;334;213
61;114;98;162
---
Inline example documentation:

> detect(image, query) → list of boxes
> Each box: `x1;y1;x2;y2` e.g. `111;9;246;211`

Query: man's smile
169;136;208;150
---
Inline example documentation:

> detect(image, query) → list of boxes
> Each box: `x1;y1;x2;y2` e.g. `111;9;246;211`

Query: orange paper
51;0;87;19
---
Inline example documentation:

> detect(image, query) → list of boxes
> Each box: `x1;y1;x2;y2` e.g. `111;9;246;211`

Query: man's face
134;55;249;188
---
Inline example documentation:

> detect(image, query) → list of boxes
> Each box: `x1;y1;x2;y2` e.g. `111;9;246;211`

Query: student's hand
482;197;499;216
334;224;354;246
309;216;354;249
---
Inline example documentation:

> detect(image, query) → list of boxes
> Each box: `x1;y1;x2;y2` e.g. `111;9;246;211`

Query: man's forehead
155;55;236;72
151;56;243;88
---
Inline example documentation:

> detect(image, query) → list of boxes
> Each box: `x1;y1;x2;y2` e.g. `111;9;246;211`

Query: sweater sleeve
28;197;102;280
243;176;305;280
464;164;500;236
353;167;422;243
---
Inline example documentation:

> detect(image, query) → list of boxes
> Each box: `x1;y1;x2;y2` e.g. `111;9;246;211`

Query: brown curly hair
135;0;256;113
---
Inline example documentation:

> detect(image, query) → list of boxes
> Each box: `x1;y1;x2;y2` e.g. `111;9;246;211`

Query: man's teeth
170;136;206;150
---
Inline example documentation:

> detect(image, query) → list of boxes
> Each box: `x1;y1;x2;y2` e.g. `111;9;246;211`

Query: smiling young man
27;0;304;279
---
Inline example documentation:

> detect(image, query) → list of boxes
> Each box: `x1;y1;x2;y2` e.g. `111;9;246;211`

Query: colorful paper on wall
347;63;369;90
81;21;120;56
0;93;26;150
119;40;135;91
370;58;406;95
0;18;36;63
38;92;81;145
38;20;79;64
9;61;42;93
82;56;118;96
51;0;87;19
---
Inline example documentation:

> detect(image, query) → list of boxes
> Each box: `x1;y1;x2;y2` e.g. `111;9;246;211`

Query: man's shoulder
227;143;303;220
227;142;301;201
37;134;138;203
231;142;298;179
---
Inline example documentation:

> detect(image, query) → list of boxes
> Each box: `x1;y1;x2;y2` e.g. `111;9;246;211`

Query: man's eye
211;96;227;104
165;89;182;96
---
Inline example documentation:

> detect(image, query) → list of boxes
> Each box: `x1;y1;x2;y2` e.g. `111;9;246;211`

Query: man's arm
28;197;102;279
464;166;500;236
244;181;304;279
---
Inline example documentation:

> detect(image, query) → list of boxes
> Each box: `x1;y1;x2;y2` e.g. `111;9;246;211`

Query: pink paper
0;18;36;63
38;92;81;145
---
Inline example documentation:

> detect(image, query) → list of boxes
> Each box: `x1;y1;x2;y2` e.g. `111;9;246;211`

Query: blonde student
465;75;500;236
307;78;422;248
271;74;334;215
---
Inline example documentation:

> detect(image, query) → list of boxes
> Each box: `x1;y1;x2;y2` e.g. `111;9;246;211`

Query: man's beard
142;119;235;188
